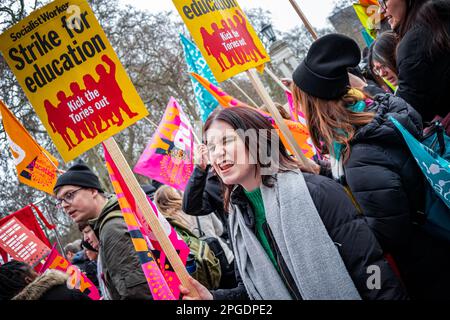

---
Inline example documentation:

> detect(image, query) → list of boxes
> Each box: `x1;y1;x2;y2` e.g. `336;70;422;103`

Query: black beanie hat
292;33;361;100
53;162;104;193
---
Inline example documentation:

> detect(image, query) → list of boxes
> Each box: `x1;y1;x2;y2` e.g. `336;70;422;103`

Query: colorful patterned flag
39;245;100;300
105;145;190;299
180;34;219;122
190;72;316;159
285;90;299;123
390;117;450;208
0;100;58;194
285;91;319;158
390;116;450;241
134;97;195;190
353;1;383;41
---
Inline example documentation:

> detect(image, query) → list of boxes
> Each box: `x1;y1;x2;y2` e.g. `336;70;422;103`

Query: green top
244;188;279;271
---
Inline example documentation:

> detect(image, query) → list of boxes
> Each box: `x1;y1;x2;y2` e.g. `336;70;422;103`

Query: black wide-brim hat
293;33;361;100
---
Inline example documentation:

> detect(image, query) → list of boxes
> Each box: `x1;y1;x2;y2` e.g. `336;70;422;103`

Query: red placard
0;217;50;267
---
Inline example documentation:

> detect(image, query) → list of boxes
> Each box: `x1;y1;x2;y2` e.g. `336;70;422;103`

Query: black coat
396;18;450;123
212;173;408;300
326;94;450;299
345;94;424;253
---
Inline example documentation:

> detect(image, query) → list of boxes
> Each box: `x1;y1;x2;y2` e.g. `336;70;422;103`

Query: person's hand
348;73;367;91
297;157;320;175
179;276;213;300
281;78;293;89
194;144;209;171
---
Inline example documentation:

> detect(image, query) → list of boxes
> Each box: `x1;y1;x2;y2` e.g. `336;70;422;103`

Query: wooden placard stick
228;78;260;109
264;68;292;93
245;69;313;170
102;137;199;296
288;0;319;40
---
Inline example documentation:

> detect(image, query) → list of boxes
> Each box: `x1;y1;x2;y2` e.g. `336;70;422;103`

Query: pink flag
285;90;299;123
105;145;190;299
134;98;194;191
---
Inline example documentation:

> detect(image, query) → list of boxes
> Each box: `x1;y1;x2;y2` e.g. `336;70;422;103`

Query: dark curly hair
0;260;35;300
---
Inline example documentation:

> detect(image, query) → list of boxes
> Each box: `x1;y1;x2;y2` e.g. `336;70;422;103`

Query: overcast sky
119;0;337;31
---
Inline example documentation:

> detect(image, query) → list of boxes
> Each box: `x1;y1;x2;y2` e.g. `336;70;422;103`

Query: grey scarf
229;170;361;300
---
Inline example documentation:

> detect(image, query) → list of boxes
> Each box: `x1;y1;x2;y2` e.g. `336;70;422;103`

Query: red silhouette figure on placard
45;54;139;150
220;19;246;66
95;54;138;127
56;90;94;143
82;75;111;134
200;10;266;71
44;99;76;150
233;10;266;62
69;82;97;138
201;26;229;72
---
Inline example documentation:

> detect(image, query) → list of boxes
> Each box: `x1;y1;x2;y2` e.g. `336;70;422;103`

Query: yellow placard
173;0;270;82
0;0;149;162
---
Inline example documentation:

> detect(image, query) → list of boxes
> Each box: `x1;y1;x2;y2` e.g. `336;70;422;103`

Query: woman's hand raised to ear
179;276;214;300
348;73;368;91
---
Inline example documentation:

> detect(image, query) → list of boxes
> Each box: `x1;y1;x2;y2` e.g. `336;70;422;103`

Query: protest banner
0;217;51;267
103;137;199;296
0;100;58;194
0;0;149;162
106;146;192;299
173;0;270;82
0;204;54;263
134;97;195;191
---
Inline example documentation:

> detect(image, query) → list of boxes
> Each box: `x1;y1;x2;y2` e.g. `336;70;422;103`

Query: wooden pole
102;137;199;296
288;0;319;40
264;68;292;93
143;116;159;128
246;69;313;169
228;79;260;108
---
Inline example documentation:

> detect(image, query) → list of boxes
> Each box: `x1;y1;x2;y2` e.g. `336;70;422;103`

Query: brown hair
260;103;291;120
203;106;298;210
154;185;193;230
292;85;375;162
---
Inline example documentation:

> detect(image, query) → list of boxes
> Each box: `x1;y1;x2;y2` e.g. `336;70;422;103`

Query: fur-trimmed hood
12;269;68;300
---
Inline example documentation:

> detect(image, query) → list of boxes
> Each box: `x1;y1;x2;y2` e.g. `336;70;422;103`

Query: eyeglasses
373;64;389;76
56;188;83;208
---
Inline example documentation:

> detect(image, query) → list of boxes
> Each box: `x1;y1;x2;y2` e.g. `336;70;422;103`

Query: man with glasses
54;162;152;300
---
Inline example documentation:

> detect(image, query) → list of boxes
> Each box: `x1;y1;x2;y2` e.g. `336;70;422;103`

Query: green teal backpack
171;222;221;290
